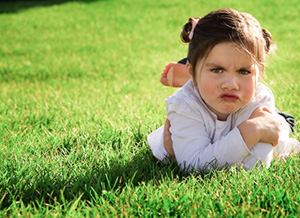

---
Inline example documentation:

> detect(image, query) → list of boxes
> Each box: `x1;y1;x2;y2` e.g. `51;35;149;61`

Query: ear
186;61;193;76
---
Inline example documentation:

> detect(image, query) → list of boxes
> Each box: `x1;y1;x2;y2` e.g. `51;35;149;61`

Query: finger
261;106;272;114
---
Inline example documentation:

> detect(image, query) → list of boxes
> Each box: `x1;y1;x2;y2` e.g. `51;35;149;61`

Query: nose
221;74;239;91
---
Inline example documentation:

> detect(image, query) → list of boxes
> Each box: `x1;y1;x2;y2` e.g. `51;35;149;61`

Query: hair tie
188;18;199;40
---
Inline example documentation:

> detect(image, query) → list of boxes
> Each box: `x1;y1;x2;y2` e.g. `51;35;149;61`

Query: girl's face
188;41;259;121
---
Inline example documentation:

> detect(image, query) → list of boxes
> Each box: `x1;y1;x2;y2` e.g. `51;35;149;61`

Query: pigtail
181;17;200;43
262;28;276;55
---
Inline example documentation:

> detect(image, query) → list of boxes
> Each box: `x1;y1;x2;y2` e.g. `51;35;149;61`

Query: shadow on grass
0;0;103;14
0;142;184;210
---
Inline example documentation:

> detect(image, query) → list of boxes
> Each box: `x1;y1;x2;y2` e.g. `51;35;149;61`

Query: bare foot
160;62;191;87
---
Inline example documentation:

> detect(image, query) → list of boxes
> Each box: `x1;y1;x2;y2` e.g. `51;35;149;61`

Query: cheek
198;75;216;96
243;79;257;100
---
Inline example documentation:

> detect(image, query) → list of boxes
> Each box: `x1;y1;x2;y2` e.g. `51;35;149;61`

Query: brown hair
181;8;276;82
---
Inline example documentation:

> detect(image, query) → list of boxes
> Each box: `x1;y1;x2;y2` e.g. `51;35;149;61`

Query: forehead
204;41;255;68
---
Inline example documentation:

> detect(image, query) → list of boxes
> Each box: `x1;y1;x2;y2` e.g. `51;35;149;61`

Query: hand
163;119;176;160
250;107;281;146
249;106;272;119
238;106;281;150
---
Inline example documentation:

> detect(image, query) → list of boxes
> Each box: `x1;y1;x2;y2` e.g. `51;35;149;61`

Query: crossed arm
160;63;281;161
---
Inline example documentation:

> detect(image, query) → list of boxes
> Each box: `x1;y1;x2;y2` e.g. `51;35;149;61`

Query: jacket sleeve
168;111;251;171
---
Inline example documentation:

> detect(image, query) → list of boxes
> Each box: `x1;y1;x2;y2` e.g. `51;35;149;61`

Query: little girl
148;8;300;171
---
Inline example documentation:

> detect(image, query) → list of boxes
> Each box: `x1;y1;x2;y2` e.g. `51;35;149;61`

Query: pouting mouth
220;93;239;101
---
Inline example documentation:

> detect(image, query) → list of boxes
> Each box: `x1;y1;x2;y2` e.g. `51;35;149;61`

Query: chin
221;105;237;111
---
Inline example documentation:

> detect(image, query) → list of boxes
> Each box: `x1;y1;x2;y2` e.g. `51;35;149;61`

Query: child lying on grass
148;8;300;172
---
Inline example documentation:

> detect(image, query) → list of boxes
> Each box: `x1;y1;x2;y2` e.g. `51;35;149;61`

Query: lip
220;93;239;102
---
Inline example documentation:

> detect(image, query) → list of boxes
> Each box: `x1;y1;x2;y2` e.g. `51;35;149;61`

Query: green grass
1;0;300;217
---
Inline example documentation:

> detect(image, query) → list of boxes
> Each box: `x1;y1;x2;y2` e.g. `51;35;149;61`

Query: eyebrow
204;62;253;70
204;63;223;68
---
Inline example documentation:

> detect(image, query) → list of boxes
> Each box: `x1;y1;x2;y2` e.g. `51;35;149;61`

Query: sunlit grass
0;0;300;216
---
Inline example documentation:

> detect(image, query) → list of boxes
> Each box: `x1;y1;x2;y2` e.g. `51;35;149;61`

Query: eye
211;68;223;73
238;70;251;75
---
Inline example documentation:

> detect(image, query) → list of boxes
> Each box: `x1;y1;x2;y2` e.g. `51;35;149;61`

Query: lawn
0;0;300;217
